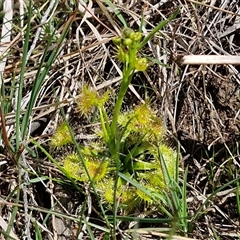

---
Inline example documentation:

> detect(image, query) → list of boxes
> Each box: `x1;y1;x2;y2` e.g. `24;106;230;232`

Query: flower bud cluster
112;28;148;71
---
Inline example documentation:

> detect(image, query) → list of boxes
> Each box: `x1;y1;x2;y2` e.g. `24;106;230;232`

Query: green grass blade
15;0;32;150
182;165;188;233
0;229;17;240
104;0;128;28
33;220;43;240
107;215;172;223
118;172;167;204
192;177;240;222
6;189;20;237
139;8;179;50
236;179;240;219
21;12;76;139
84;219;95;240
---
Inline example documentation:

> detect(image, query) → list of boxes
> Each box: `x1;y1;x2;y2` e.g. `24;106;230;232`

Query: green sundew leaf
139;8;179;50
50;122;73;147
86;159;109;182
132;161;158;171
142;172;165;188
63;154;83;181
156;144;177;178
78;85;98;113
64;153;109;182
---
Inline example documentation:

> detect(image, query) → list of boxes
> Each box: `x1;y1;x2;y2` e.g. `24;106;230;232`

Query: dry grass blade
0;0;13;89
0;107;16;165
127;228;200;239
185;0;240;16
0;216;20;240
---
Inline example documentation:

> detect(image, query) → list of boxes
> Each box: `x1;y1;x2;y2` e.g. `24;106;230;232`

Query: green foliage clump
50;101;176;211
50;27;178;212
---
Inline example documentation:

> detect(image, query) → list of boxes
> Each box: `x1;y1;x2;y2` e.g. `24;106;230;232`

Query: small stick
0;107;17;165
177;55;240;65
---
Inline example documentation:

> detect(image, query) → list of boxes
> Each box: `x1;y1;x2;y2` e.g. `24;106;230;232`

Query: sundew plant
50;9;179;230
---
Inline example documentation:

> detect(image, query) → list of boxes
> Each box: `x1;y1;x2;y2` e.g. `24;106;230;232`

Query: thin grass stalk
236;179;240;219
0;230;18;240
108;215;172;224
77;192;92;239
182;166;188;234
1;197;110;232
15;0;32;151
192;177;240;222
84;220;95;240
21;11;76;139
99;107;110;143
172;145;189;231
33;220;43;240
138;9;179;49
104;0;128;28
158;147;182;232
6;188;20;237
112;168;120;240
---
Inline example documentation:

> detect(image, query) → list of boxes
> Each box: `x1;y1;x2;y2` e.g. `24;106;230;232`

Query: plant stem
110;44;138;139
110;42;138;239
